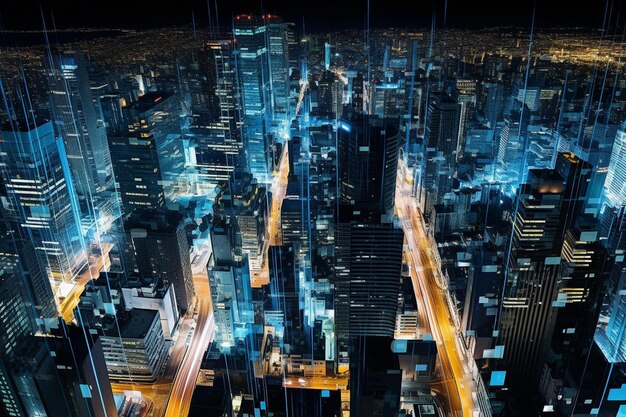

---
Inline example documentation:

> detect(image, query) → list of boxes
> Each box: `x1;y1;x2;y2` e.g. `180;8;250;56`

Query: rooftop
121;308;158;339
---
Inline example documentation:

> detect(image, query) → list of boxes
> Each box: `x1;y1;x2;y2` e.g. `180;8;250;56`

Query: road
164;254;216;417
59;243;113;322
283;375;349;391
252;79;307;288
395;162;479;417
111;251;215;417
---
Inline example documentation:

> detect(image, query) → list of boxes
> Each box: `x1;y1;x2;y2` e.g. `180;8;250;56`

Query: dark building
499;169;565;385
268;245;303;354
108;130;166;213
338;111;400;216
335;208;404;343
349;337;402;417
124;207;195;311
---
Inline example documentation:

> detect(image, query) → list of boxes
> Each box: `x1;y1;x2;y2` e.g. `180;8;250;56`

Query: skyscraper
234;15;276;183
499;169;565;384
334;208;404;342
0;120;87;316
124;207;195;311
338;111;400;216
47;50;120;237
188;38;244;188
604;121;626;208
121;92;186;201
108;130;166;213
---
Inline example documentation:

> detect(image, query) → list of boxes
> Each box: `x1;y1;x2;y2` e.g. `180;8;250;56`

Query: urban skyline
0;1;625;417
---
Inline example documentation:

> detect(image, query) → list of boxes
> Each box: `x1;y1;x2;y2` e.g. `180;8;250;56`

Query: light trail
253;78;308;287
395;161;479;417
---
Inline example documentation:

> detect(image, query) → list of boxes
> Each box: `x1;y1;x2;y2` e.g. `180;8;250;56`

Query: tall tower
119;92;186;205
189;38;244;187
234;15;271;182
47;51;120;236
0;120;87;316
334;207;404;346
337;111;400;216
604;122;626;208
499;169;565;383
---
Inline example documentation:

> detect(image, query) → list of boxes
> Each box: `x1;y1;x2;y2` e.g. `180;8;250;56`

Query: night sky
0;0;619;32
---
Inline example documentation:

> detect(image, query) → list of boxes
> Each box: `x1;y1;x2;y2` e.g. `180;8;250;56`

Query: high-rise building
268;245;303;353
497;109;530;175
100;308;169;382
499;169;565;384
108;128;166;213
425;92;461;158
338;111;400;216
47;50;120;236
233;179;268;278
188;39;244;188
0;120;87;316
120;92;186;201
233;15;277;182
267;18;291;127
124;207;195;311
604;122;626;208
334;208;404;342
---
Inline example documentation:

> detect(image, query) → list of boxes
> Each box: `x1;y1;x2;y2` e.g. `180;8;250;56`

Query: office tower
499;169;565;384
316;70;335;117
351;72;365;112
0;120;87;316
1;319;118;417
108;130;166;213
554;152;593;230
540;218;608;412
47;50;120;236
0;246;34;417
268;245;303;353
496;109;530;173
234;179;268;278
47;324;119;417
423;92;460;213
334;208;404;341
324;42;332;70
604;121;626;208
481;81;504;128
101;308;169;382
233;15;275;182
0;249;35;361
370;81;402;119
121;92;186;201
124;207;195;311
338;111;400;216
281;196;308;253
425;92;461;160
188;39;244;187
267;18;291;127
208;211;253;351
461;246;502;359
592;124;626;367
456;79;477;161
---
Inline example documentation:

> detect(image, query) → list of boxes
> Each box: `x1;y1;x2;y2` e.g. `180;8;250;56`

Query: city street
395;162;479;417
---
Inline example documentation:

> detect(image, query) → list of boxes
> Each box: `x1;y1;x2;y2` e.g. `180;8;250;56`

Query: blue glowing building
0;120;87;317
48;51;121;237
234;15;273;182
